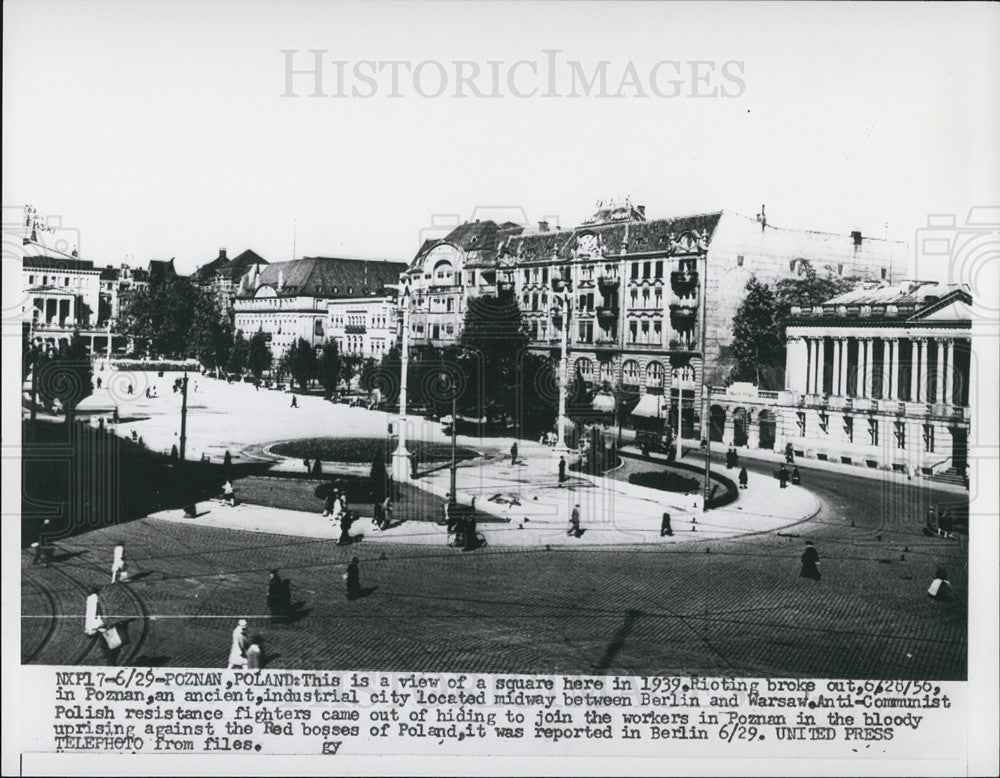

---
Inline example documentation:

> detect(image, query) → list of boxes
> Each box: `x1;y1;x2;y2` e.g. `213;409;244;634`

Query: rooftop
238;256;408;299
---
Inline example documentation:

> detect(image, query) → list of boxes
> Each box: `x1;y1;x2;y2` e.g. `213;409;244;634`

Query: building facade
401;202;906;424
234;256;407;363
707;282;972;479
192;248;269;313
326;296;398;359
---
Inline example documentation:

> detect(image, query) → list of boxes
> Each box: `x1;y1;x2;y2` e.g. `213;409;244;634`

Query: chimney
637;205;646;218
851;231;863;248
538;220;549;232
219;248;227;260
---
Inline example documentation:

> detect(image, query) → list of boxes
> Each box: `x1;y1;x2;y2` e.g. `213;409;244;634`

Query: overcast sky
3;1;999;279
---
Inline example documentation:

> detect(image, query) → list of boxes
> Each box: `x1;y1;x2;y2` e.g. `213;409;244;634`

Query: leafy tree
774;263;861;319
36;331;93;421
729;278;781;387
229;331;249;375
566;364;597;422
283;337;317;391
118;275;199;358
317;340;343;398
519;352;558;437
187;288;233;375
247;331;273;379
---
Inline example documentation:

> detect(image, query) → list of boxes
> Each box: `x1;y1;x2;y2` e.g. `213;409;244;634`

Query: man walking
799;541;821;581
345;557;361;599
568;504;581;537
558;456;567;484
510;441;518;465
660;512;673;537
778;464;789;489
227;619;249;668
111;542;127;583
738;466;748;490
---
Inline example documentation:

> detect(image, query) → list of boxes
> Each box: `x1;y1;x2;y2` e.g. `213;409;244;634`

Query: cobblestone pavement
22;459;966;679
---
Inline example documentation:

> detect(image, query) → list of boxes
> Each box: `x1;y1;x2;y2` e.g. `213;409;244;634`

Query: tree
229;331;249;375
36;331;93;421
317;340;343;398
457;295;530;425
729;278;782;388
187;287;233;375
247;331;273;379
774;263;862;320
519;352;558;437
283;337;317;391
118;275;199;358
566;364;597;423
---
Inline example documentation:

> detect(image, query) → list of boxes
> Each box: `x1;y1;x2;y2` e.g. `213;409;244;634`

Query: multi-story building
99;263;149;323
234;256;407;363
192;248;269;312
402;202;906;424
326;296;398;359
707;281;972;480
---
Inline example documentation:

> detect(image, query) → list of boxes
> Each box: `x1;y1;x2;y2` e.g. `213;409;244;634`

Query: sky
3;0;999;281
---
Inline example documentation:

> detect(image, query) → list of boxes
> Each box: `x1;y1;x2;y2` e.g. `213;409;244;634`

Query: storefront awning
592;393;616;413
630;393;666;419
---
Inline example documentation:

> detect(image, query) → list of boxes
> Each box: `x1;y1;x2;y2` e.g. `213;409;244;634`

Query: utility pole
700;245;711;512
179;371;189;460
450;393;457;502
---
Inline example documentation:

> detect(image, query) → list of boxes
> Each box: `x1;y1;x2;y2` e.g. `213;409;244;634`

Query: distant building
192;248;269;312
234;256;408;363
99;263;149;323
326;296;398;360
708;281;972;481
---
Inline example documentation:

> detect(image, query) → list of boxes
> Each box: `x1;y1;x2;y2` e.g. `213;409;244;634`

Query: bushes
111;359;201;372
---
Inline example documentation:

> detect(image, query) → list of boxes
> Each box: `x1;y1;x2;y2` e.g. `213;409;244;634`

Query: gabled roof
239;257;407;299
148;259;178;283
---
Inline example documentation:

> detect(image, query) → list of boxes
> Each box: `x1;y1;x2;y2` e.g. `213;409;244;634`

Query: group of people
81;541;135;663
924;504;957;538
444;494;480;549
777;463;801;488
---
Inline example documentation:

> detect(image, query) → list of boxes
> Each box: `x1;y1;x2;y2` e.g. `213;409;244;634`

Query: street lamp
391;285;412;483
553;281;573;452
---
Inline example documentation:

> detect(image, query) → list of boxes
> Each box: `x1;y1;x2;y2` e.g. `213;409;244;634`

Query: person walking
112;406;120;424
111;542;127;583
381;495;393;528
345;557;361;599
558;456;567;484
660;512;673;537
568;504;581;537
227;619;249;668
291;395;298;408
790;466;801;486
84;588;106;637
784;442;795;464
246;636;263;669
510;441;518;465
267;570;285;620
738;466;748;490
778;464;789;489
927;566;953;601
799;541;821;581
222;480;236;506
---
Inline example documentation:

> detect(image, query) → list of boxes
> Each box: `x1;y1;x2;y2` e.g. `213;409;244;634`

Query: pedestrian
374;498;387;531
111;542;126;583
84;587;106;637
927;566;953;601
464;511;479;550
246;636;263;669
312;459;323;476
338;510;354;546
660;512;673;537
791;466;801;486
738;467;748;489
291;395;298;408
410;452;419;480
731;447;739;469
146;387;152;399
96;376;102;389
785;442;794;464
778;464;789;489
725;447;733;470
32;519;53;565
381;495;393;528
539;433;546;446
511;441;518;464
558;456;567;484
170;444;178;459
939;508;954;538
303;458;311;472
799;541;821;581
222;480;236;506
227;619;249;668
267;570;285;619
127;383;133;395
924;505;940;537
345;557;361;599
323;490;335;518
568;503;581;537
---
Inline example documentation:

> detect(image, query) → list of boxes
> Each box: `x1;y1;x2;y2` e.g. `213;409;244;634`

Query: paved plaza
23;371;968;678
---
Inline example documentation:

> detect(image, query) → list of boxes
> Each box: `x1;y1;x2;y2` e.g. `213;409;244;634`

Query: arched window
646;361;663;385
575;357;594;378
622;359;640;384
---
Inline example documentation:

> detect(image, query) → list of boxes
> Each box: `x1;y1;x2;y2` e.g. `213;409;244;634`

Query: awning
592;393;616;413
630;393;666;419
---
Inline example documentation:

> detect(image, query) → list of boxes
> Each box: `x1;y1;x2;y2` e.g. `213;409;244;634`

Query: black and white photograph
3;1;998;775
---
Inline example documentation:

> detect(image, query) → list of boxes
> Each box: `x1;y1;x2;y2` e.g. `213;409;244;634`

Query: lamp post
391;285;412;483
179;371;189;460
554;284;573;452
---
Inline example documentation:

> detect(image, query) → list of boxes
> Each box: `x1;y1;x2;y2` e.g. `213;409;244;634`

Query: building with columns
708;282;972;481
401;202;905;430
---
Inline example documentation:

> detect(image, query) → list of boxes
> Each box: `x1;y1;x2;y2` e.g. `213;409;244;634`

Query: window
630;289;638;306
894;421;906;449
923;424;935;452
643;261;651;279
843;416;854;442
542;268;548;283
641;321;650;342
629;321;638;343
868;418;879;446
631;263;639;279
654;260;663;278
653;321;662;343
578;321;593;342
818;411;829;434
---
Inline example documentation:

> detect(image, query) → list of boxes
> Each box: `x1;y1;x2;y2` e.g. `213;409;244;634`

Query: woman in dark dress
800;541;821;581
345;557;361;599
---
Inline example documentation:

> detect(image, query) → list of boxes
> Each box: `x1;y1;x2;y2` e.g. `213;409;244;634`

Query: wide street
22;421;967;678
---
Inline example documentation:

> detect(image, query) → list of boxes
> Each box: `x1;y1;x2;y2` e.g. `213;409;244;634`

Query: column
909;339;919;403
831;339;842;397
943;340;954;406
879;339;890;400
855;338;866;397
934;338;946;405
918;337;929;402
805;338;815;394
815;338;826;395
887;338;898;400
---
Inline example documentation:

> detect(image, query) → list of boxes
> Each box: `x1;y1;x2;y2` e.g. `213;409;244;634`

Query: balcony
597;275;619;293
594;338;617;356
670;271;699;297
669;303;698;330
497;281;514;292
596;306;618;325
668;337;696;351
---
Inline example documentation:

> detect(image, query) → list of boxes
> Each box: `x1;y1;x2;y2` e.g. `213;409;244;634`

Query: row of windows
795;412;936;451
27;274;92;288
